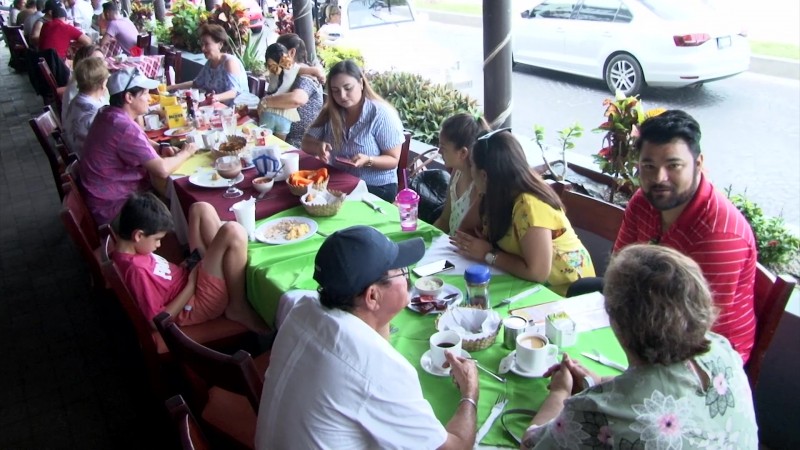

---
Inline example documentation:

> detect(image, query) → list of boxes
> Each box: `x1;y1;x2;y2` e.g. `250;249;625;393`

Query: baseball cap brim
107;68;159;96
390;238;426;271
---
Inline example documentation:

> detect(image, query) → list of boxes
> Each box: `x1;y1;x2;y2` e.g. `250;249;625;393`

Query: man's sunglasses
122;68;141;94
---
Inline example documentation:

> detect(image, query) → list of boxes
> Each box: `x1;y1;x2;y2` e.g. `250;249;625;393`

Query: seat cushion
202;386;256;448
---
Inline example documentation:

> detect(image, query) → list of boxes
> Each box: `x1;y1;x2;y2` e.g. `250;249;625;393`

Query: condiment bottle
184;91;196;126
464;264;491;309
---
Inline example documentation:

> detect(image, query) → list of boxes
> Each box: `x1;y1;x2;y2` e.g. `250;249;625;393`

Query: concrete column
292;0;317;64
482;0;512;129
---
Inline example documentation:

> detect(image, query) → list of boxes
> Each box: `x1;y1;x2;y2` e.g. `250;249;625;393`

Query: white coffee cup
429;330;462;369
515;332;558;374
144;114;161;131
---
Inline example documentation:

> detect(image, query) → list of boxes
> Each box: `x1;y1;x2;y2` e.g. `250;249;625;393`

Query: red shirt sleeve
68;23;84;41
123;265;167;321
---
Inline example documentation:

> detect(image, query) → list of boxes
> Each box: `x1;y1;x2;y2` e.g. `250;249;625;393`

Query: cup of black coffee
429;330;462;369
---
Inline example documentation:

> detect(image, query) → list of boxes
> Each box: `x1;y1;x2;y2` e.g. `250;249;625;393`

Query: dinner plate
164;126;195;137
407;283;463;315
255;216;318;245
188;170;244;188
420;349;471;377
507;350;558;378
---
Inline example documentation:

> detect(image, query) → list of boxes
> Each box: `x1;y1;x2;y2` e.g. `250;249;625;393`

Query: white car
511;0;750;96
325;0;470;89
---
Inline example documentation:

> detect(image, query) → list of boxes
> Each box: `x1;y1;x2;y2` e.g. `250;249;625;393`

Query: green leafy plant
145;19;171;45
130;0;154;32
726;187;800;273
593;90;666;201
533;123;583;181
170;0;209;53
317;45;365;70
208;0;251;54
230;31;265;75
367;71;480;146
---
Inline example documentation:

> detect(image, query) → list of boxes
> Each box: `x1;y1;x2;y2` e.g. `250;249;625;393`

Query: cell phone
412;259;455;278
185;249;202;271
334;155;357;167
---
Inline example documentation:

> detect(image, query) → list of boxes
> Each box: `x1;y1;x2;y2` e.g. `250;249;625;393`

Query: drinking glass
215;156;243;198
221;109;237;137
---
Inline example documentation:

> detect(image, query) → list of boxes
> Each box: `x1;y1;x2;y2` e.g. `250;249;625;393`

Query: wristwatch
365;156;374;168
484;249;497;266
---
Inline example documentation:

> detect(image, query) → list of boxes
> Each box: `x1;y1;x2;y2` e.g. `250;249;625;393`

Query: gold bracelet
459;397;477;410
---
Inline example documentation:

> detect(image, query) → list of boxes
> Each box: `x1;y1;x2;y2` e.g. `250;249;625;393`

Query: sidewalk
420;9;800;80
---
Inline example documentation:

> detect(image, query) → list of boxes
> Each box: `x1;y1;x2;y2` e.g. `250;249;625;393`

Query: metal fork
476;393;508;443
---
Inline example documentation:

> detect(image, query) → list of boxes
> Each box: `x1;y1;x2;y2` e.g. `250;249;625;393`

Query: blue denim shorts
258;112;293;134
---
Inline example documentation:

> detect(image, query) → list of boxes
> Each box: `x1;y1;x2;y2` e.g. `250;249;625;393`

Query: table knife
362;198;385;215
581;352;627;372
494;285;543;308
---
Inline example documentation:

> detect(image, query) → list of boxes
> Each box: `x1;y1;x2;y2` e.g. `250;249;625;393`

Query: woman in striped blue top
302;60;406;203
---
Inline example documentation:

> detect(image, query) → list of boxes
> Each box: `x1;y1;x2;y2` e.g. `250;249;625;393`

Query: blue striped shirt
306;98;405;186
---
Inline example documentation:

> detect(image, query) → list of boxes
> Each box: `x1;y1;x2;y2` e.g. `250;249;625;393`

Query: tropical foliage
368;71;480;146
533;123;584;181
130;0;153;32
170;0;209;52
230;31;265;75
208;0;251;54
317;45;365;70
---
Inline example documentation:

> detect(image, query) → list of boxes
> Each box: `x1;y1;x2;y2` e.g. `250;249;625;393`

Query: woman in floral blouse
521;244;758;449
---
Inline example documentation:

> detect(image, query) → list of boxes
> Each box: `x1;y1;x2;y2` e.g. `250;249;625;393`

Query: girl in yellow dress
450;129;594;295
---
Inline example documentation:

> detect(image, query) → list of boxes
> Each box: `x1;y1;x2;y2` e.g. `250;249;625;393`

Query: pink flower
598;147;612;159
768;240;779;247
713;373;728;395
597;425;613;444
658;413;681;436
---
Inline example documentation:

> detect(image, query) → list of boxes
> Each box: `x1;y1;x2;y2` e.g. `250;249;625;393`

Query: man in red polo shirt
614;109;757;363
38;5;91;59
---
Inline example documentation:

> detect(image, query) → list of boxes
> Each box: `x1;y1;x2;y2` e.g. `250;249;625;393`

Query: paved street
435;23;800;229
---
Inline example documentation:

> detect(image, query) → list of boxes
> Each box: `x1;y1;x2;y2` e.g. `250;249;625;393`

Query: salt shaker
464;264;491;309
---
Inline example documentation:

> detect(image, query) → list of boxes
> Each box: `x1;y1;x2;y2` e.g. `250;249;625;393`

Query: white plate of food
255;216;318;245
188;170;244;188
164;126;195;137
407;283;463;315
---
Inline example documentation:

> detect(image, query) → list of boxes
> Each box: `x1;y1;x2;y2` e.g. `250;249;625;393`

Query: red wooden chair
136;32;152;55
60;182;104;290
247;74;265;98
29;109;67;199
2;25;29;71
166;395;213;450
154;312;268;450
38;57;66;113
159;44;183;85
746;263;796;390
99;230;253;401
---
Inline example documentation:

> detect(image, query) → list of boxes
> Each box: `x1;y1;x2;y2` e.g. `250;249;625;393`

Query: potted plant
170;0;209;52
532;123;583;181
592;91;665;201
230;31;265;76
130;0;154;32
208;0;252;55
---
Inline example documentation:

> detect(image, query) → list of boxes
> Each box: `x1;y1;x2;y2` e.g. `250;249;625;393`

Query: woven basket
288;178;328;196
435;306;501;352
301;190;346;217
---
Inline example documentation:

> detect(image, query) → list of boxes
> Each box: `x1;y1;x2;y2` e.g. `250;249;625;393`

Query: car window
574;0;621;22
347;0;415;29
639;0;715;20
614;2;632;22
531;0;578;19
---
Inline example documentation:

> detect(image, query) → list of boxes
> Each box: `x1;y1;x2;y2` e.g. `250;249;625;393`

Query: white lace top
449;170;474;235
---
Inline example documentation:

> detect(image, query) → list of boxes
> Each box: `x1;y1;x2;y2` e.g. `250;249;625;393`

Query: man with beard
614;109;757;363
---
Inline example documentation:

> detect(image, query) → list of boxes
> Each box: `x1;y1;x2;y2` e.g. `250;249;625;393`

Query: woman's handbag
407;148;450;224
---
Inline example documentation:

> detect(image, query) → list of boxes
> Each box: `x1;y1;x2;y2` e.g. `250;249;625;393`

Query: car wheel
605;54;643;97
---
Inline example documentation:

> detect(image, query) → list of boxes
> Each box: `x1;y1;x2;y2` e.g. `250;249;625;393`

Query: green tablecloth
246;199;626;448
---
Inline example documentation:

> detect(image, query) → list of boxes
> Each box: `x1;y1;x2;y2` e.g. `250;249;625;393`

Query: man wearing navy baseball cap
256;225;479;449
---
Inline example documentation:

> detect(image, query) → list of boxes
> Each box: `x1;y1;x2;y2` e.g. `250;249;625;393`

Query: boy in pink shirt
112;193;268;332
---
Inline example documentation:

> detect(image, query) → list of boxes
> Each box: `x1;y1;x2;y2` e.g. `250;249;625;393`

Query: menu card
510;291;610;333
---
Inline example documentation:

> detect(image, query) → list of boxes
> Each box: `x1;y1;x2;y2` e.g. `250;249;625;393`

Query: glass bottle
464;264;491;309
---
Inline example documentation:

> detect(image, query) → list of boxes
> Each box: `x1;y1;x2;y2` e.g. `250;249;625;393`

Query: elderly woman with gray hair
521;245;758;449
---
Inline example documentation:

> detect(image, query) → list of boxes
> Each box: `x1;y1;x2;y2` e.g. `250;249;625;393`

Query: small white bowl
415;276;444;297
252;176;274;193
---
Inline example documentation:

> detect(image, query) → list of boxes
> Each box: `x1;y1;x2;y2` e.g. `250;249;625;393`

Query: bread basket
435;307;502;352
212;135;247;159
300;190;346;217
288;179;328;196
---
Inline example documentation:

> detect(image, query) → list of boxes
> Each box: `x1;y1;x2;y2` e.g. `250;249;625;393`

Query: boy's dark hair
116;192;174;239
109;86;145;107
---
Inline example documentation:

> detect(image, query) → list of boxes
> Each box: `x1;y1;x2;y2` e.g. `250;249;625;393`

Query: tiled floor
0;46;173;448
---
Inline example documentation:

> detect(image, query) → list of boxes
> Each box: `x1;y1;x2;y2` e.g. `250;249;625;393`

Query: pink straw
403;168;409;190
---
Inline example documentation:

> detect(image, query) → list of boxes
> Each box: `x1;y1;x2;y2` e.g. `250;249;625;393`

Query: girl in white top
433;113;489;236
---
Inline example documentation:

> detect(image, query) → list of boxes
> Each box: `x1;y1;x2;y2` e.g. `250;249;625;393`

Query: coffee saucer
420;349;472;377
507;350;558;378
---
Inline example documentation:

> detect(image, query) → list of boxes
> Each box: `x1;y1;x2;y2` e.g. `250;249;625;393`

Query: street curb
420;9;800;81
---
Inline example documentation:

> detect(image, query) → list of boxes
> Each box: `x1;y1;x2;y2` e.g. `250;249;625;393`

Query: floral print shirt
492;193;595;295
285;75;322;148
521;333;758;450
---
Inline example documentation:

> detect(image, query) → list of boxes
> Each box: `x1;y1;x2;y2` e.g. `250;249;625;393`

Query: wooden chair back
136;32;152;55
60;183;104;289
61;161;99;247
165;395;213;450
397;131;412;190
29;109;67;199
154;312;264;413
247;74;265;98
746;263;796;389
3;25;29;70
553;180;625;275
159;44;182;85
37;57;62;111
